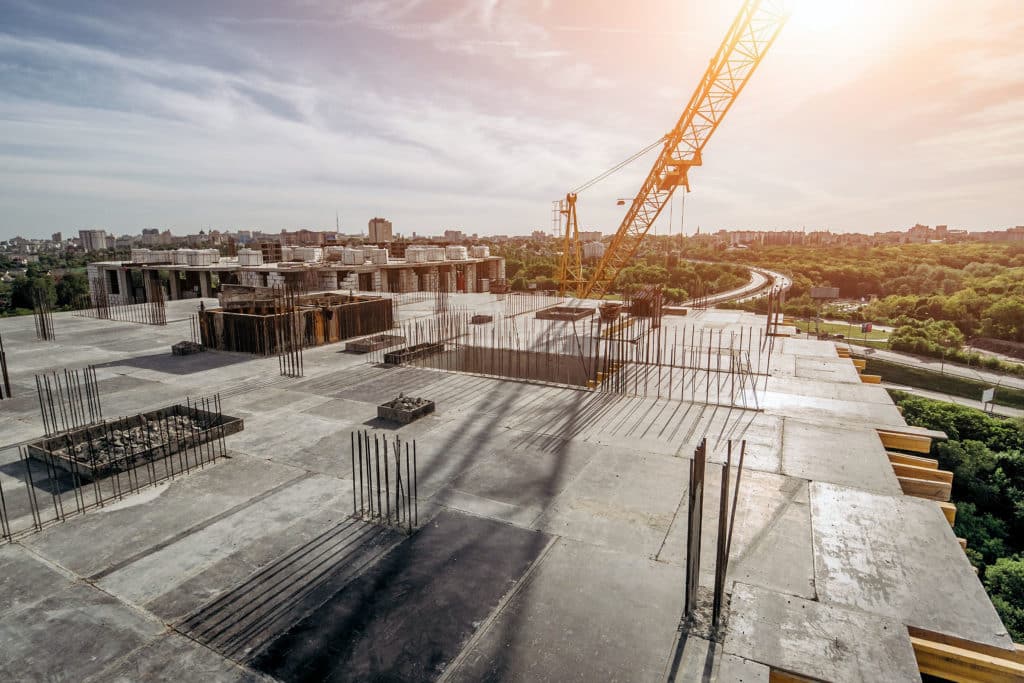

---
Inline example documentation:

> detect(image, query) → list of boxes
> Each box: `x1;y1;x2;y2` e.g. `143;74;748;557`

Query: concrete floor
0;296;1013;682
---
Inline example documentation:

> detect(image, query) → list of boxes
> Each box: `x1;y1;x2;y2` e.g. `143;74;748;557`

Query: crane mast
572;0;788;300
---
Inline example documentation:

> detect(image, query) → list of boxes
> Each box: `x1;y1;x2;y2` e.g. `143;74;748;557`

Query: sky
0;0;1022;240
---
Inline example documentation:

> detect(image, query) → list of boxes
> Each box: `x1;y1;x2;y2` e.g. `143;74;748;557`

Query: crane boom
577;0;788;300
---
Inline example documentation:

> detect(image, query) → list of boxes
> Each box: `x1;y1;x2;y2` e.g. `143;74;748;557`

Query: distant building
78;229;108;252
582;241;606;261
531;230;548;240
444;230;465;242
51;232;62;243
280;229;337;246
368;218;393;243
579;231;602;243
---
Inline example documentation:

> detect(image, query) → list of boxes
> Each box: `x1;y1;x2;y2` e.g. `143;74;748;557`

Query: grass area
844;338;890;350
864;356;1024;410
792;319;890;341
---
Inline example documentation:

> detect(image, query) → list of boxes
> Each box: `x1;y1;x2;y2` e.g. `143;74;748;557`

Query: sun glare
784;0;917;55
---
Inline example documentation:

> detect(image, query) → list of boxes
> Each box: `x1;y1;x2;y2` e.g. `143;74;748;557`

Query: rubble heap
49;414;214;467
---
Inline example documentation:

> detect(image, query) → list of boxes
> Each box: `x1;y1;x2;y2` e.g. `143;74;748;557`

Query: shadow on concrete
92;351;255;376
250;510;547;682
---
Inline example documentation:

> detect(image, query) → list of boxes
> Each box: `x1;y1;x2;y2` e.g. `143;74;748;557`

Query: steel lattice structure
573;0;789;300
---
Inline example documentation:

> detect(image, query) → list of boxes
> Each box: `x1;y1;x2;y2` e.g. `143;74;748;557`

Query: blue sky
1;0;1022;239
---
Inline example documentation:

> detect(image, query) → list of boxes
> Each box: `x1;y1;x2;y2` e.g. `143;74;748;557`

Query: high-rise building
51;232;62;243
368;218;393;243
78;229;108;252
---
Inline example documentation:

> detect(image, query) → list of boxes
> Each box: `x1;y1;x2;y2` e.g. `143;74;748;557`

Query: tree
985;555;1024;641
984;299;1024;342
56;272;89;309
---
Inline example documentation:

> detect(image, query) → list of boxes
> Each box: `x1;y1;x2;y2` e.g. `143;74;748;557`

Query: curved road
681;262;791;307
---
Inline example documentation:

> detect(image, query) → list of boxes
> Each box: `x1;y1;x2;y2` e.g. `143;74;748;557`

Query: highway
682;262;791;307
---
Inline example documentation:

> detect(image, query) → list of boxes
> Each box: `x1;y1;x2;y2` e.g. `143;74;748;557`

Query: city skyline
1;0;1022;240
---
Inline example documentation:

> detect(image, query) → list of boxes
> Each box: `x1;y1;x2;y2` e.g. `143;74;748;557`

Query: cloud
0;0;1021;237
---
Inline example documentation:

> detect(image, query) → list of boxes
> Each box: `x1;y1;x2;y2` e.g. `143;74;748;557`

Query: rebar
348;430;419;533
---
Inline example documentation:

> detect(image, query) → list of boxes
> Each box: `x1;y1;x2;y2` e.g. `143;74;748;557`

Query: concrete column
168;270;181;300
371;270;382;292
199;271;212;298
116;268;130;302
465;264;477;293
143;271;156;302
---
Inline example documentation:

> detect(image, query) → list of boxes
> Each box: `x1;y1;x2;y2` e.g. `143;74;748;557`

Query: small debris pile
49;414;214;467
172;341;204;356
384;393;431;411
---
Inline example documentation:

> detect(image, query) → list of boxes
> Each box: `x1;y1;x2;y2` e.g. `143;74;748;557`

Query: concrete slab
251;509;549;682
810;481;1013;648
535;448;686;557
723;583;921;682
22;456;307;577
667;636;769;683
181;519;404;663
97;473;348;605
781;419;901;494
446;537;683;683
83;632;269;683
657;467;816;600
437;436;596;527
0;582;164;682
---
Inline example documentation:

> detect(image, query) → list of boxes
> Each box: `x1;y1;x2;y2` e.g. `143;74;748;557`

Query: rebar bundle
35;366;103;436
75;276;167;326
683;438;746;631
0;332;11;399
350;430;418;534
376;305;770;411
274;284;304;377
31;286;55;341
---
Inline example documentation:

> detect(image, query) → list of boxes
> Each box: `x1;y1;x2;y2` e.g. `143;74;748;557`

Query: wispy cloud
0;0;1021;237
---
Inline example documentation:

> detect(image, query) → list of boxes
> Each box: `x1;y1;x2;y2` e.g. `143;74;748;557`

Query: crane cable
570;135;667;195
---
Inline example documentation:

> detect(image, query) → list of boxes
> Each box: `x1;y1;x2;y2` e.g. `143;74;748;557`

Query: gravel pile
50;414;212;466
385;393;431;411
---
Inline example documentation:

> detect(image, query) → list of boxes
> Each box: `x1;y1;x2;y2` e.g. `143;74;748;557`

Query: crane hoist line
559;0;789;300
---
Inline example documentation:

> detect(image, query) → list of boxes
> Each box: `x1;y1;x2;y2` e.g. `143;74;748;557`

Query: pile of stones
385;393;431;411
172;341;204;356
50;414;208;466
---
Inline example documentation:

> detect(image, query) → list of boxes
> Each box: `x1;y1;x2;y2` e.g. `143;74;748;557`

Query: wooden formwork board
878;430;933;454
888;451;939;469
897;476;951;502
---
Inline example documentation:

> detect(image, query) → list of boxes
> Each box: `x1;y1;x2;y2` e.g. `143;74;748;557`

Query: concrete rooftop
0;294;1012;682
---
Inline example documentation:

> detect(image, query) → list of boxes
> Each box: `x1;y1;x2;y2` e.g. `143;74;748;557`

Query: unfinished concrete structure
199;287;395;355
0;292;1020;682
86;247;506;305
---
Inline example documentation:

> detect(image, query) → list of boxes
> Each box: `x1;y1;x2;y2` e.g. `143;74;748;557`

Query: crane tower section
579;0;788;300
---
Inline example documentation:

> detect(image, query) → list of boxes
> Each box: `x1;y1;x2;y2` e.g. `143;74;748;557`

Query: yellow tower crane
559;0;789;299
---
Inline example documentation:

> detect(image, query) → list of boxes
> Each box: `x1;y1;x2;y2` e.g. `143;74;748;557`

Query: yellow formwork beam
897;476;952;502
860;374;882;384
892;463;953;484
878;430;933;454
910;626;1024;682
888;451;939;469
938;501;957;526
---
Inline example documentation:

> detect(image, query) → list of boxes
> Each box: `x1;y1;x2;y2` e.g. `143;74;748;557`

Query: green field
864;357;1024;410
792;319;890;342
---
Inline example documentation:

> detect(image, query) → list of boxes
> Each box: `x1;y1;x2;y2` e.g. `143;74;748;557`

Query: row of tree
891;392;1024;640
496;243;748;302
0;264;90;315
701;242;1024;344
